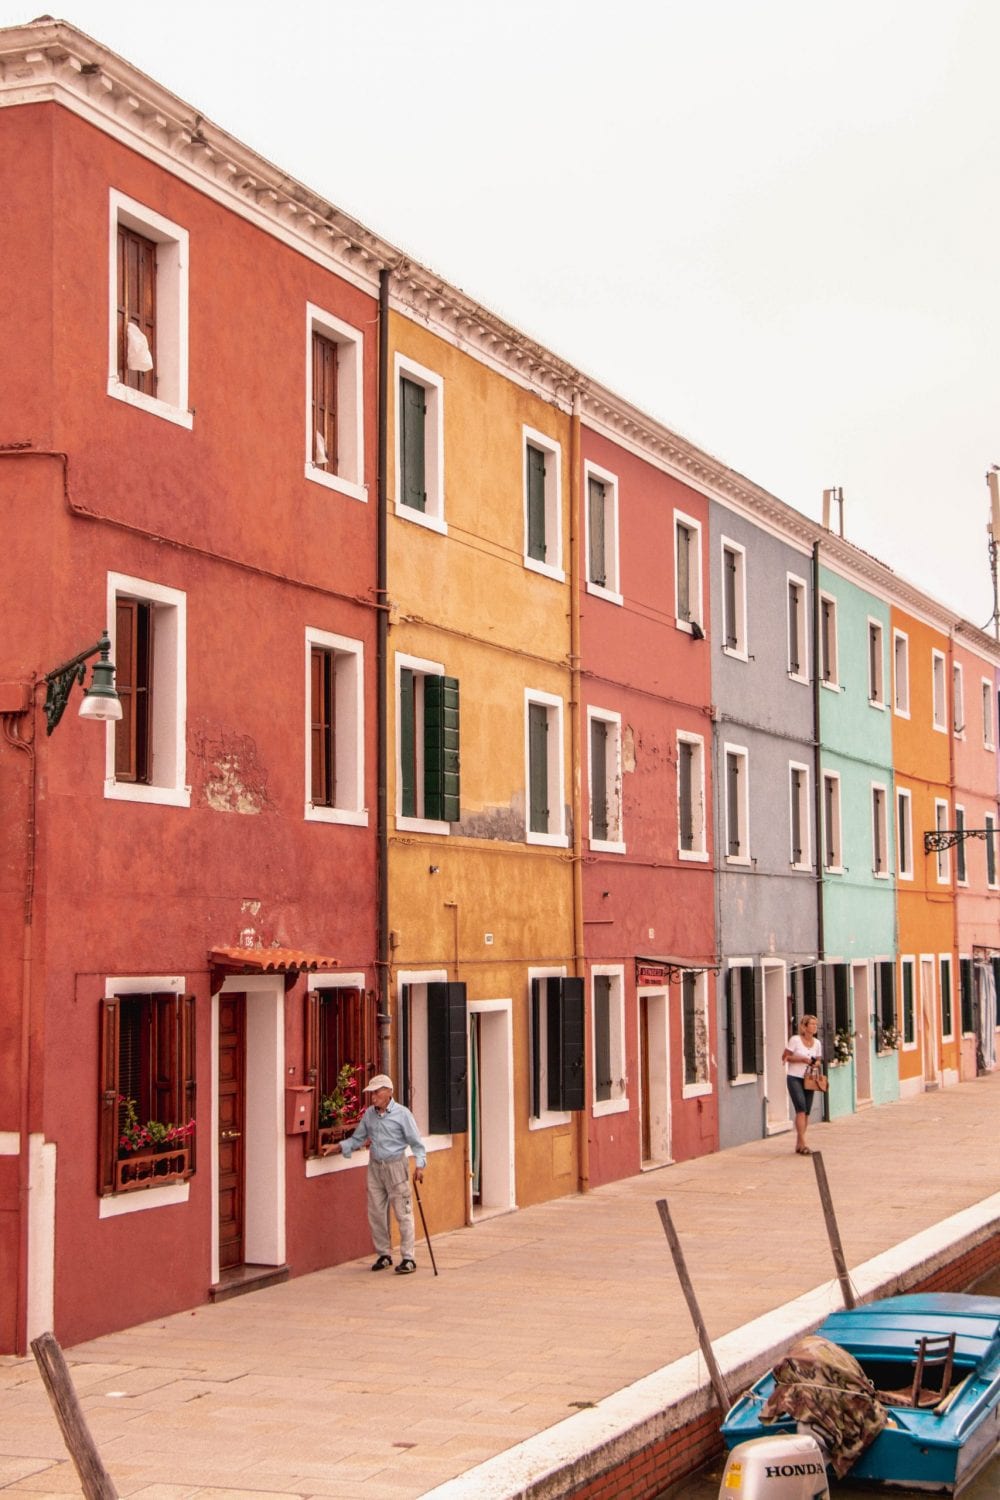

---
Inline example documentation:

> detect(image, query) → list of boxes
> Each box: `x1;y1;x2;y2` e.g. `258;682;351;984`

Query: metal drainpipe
376;269;390;1069
811;539;828;1118
570;390;589;1194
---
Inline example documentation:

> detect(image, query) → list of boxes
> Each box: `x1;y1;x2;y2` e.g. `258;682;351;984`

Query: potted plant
876;1023;902;1054
116;1094;196;1192
832;1028;855;1064
317;1063;362;1151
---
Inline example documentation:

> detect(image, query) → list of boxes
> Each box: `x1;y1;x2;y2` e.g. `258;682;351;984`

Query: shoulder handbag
803;1060;828;1093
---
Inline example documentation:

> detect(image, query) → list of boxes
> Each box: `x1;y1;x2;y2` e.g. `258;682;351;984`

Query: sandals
371;1254;393;1271
395;1258;417;1275
796;1146;811;1155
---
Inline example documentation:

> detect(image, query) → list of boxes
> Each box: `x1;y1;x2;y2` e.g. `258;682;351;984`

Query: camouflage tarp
760;1333;888;1478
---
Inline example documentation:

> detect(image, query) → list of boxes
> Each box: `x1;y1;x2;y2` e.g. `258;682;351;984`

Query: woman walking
783;1013;822;1155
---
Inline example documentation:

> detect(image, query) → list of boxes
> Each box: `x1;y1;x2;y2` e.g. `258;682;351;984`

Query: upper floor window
109;191;190;428
823;771;843;871
819;594;839;686
525;691;567;846
893;631;910;716
523;428;563;580
724;744;750;863
106;573;189;808
983;679;996;751
395;355;445;531
584;462;621;603
932;650;947;732
588;708;624;852
789;762;811;870
721;539;747;657
987;812;998;889
872;784;889;876
305;629;366;826
305;305;364;501
396;655;459;831
868;619;885;705
953;663;965;736
955;805;967;884
897;787;913;879
675;512;703;632
787;574;808;681
934;799;950;884
677;732;707;860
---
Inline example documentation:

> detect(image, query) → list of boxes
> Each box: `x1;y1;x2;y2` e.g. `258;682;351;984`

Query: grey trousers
367;1156;415;1260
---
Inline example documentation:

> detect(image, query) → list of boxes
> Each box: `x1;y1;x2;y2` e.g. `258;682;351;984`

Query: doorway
467;1000;514;1221
921;956;940;1087
218;993;246;1271
638;989;670;1166
763;963;791;1133
853;962;873;1105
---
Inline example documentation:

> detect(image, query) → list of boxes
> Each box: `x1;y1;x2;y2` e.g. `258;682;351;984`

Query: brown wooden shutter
310;647;334;806
98;999;121;1195
114;598;153;784
304;988;320;1152
152;993;179;1124
180;994;197;1172
117;224;156;394
312;330;338;470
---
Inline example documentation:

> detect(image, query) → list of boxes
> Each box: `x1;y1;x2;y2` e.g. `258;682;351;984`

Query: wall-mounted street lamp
43;631;122;735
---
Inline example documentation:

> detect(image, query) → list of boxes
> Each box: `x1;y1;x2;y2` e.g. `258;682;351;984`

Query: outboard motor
718;1434;829;1499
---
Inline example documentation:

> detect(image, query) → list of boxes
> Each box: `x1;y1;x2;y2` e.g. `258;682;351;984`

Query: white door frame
853;961;873;1105
467;999;515;1221
920;954;940;1087
763;961;791;1134
638;987;671;1166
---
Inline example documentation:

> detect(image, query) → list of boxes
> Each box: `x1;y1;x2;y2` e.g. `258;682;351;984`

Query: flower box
318;1117;362;1152
115;1146;191;1193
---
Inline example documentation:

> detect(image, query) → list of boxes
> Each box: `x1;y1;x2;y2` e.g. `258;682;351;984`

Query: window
106;573;188;807
953;663;965;735
897;788;913;879
584;462;621;602
525;691;567;846
872;784;889;876
900;958;916;1048
823;772;842;871
305;305;364;500
109;191;190;427
721;539;747;657
398;976;468;1138
98;987;196;1195
959;958;974;1034
787;574;808;681
893;631;910;716
940;956;953;1039
677;732;707;860
725;965;760;1081
829;963;850;1035
674;512;703;631
934;799;950;884
681;970;710;1094
724;744;750;862
529;972;584;1122
592;968;626;1113
955;806;967;884
305;629;365;825
983;679;995;751
868;619;885;705
523;427;563;579
789;763;811;869
396;655;460;831
932;650;947;732
395;355;445;530
588;708;624;852
819;593;839;686
875;959;896;1041
305;982;378;1152
987;813;998;888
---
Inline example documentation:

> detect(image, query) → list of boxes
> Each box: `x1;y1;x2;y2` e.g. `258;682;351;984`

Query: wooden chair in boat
878;1332;956;1409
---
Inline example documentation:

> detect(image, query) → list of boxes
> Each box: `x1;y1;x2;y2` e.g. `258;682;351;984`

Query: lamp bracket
43;635;109;735
923;828;995;854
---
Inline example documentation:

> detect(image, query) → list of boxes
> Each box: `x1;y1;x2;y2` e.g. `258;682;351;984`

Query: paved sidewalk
2;1076;999;1499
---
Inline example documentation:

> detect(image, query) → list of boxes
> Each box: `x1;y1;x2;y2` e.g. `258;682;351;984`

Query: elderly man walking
326;1074;427;1274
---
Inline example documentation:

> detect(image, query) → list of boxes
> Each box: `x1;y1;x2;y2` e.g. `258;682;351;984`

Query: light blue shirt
340;1098;427;1168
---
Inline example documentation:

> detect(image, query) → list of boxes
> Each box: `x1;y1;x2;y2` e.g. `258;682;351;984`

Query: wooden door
218;994;246;1271
639;998;652;1163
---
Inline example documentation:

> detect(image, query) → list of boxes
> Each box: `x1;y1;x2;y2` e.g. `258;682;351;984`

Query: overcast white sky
5;1;1000;626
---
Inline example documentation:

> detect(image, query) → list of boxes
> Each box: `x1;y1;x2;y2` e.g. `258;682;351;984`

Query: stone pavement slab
1;1075;999;1498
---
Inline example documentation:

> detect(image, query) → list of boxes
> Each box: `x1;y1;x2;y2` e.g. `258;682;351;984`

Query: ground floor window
399;979;468;1135
530;975;585;1116
682;970;710;1094
725;965;760;1080
98;991;196;1195
305;986;378;1152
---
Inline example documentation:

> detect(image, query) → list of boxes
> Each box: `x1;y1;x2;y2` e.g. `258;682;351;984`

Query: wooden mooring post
811;1151;857;1309
30;1331;118;1499
656;1197;732;1413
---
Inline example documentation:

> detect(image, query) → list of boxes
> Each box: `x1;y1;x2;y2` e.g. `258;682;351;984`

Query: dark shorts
787;1075;814;1116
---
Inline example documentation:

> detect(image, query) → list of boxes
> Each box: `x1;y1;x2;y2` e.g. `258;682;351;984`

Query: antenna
986;469;1000;641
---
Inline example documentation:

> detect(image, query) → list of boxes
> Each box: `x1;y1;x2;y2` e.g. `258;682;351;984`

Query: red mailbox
285;1086;313;1135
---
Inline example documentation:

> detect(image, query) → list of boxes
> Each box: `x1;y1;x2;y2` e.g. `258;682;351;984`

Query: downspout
811;540;828;1122
948;628;959;1081
376;269;390;1068
570;391;589;1194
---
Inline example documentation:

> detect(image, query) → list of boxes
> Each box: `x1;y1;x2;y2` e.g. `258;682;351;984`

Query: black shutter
427;981;468;1134
530;979;541;1118
724;547;737;648
399;984;412;1109
527;444;546;561
400;376;426;511
424;675;460;822
548;977;585;1111
752;966;764;1075
725;968;737;1081
593;974;612;1101
591;719;608;841
399;668;416;817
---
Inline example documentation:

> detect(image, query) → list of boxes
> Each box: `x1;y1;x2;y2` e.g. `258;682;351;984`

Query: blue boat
721;1294;1000;1493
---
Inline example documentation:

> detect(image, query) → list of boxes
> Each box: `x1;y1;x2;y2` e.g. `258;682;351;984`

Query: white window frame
720;536;748;660
900;955;918;1052
395;651;450;836
932;649;947;733
893;630;910;718
868;617;885;707
788;761;811;870
819;592;839;689
986;812;998;890
934;798;950;884
681;969;712;1099
524;689;567;847
897;787;913;880
584;460;621;604
108;190;191;429
304;627;366;826
676;731;708;862
104;572;189;808
394;353;446;533
872;782;889;878
522;426;564;581
953;662;965;737
982;678;995;751
674;510;703;633
786;573;808;683
724;742;751;865
304;304;365;502
528;965;572;1131
591;965;627;1117
823;771;843;873
587;706;625;854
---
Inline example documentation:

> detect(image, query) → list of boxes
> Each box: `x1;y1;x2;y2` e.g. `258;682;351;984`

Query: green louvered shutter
591;718;608;841
528;702;549;833
400;376;426;512
530;979;542;1118
424;674;460;822
725;969;737;1080
588;477;606;586
549;977;585;1111
427;981;468;1134
752;966;764;1075
527;444;547;561
399;667;417;817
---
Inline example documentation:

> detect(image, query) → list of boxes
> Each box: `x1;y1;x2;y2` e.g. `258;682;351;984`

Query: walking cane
412;1175;438;1277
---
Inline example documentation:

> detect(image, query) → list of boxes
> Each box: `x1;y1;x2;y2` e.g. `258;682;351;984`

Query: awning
635;954;719;983
209;946;339;993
